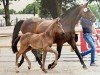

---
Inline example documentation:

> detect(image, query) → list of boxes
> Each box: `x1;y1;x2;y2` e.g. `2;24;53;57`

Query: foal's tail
12;20;24;53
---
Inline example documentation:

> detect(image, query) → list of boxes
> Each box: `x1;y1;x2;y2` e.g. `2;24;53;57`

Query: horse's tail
12;20;24;53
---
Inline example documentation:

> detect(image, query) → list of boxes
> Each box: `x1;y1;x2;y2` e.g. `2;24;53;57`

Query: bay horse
12;3;96;69
15;18;64;73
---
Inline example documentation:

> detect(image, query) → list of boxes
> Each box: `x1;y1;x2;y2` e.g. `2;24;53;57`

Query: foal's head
79;2;96;22
46;18;64;36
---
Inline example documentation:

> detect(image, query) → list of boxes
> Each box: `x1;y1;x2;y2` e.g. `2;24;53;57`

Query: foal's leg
18;46;31;67
16;52;22;73
18;49;42;68
23;53;31;69
18;55;24;67
46;47;58;69
69;39;87;69
48;43;62;69
41;51;47;73
15;46;28;73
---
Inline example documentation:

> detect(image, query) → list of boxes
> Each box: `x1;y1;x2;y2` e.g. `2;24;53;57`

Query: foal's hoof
40;66;42;69
16;71;19;73
18;63;21;67
28;66;31;70
42;69;48;73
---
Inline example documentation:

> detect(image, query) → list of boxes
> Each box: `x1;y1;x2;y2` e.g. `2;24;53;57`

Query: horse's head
52;17;65;35
79;2;96;22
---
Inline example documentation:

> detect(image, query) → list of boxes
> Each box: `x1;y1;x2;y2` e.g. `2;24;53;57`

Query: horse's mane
61;5;80;18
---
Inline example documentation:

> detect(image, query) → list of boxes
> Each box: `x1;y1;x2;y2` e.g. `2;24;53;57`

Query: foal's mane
61;4;80;18
45;20;56;33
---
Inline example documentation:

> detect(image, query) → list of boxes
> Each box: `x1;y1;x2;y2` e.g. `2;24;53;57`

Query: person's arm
92;26;99;40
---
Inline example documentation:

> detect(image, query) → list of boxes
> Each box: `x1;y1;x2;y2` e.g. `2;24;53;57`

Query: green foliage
0;9;4;14
89;4;100;21
18;2;40;14
89;0;100;3
9;9;16;14
0;9;16;14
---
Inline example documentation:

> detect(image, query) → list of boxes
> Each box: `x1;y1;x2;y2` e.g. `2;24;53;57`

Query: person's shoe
90;63;99;66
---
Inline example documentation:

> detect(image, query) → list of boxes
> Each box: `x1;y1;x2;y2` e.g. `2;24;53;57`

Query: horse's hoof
83;65;87;69
50;64;57;69
16;71;19;73
48;64;52;69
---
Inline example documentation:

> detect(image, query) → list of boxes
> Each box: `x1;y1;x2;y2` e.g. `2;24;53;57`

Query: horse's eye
83;8;88;12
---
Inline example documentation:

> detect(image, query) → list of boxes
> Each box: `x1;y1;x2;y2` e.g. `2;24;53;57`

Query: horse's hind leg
23;53;31;69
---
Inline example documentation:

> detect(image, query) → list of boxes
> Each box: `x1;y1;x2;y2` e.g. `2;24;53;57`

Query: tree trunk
3;0;11;26
42;0;62;19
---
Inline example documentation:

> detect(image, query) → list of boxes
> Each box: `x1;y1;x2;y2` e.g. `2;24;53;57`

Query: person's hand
96;34;99;40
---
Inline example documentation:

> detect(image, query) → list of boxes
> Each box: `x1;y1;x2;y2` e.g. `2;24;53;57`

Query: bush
18;2;40;14
9;9;16;14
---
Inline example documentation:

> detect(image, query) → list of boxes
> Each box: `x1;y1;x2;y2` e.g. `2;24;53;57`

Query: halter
83;7;95;22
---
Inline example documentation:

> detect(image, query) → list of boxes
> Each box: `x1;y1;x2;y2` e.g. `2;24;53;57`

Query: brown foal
15;18;64;73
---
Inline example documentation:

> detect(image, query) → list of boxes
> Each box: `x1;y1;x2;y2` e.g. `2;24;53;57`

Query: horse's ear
83;2;88;7
80;1;88;7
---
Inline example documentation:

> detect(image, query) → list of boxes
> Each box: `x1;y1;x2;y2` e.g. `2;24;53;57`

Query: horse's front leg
31;50;42;67
41;51;47;73
48;43;62;69
69;39;87;69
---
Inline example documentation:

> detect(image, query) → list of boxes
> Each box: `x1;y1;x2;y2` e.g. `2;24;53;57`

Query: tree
0;0;17;26
40;0;77;19
2;0;11;26
40;0;61;19
40;0;100;20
